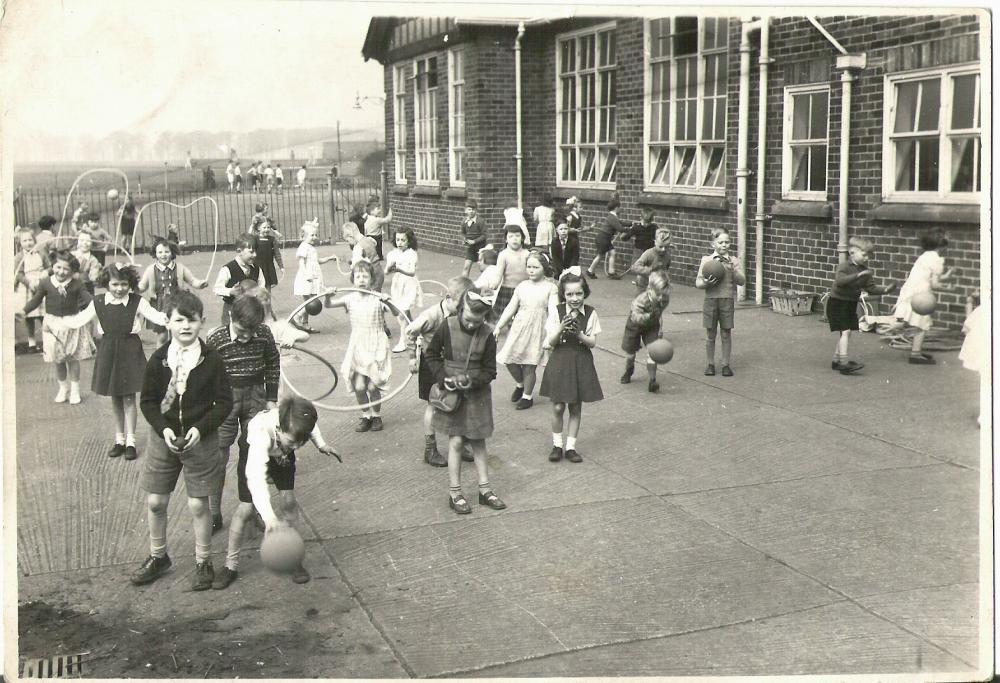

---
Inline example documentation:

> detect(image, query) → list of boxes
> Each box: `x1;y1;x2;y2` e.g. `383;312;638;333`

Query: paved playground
14;245;988;679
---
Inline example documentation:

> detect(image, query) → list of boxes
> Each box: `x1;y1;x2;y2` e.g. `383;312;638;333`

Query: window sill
638;192;728;211
444;187;467;199
771;200;833;219
392;184;409;196
869;202;980;224
411;185;442;197
551;187;616;203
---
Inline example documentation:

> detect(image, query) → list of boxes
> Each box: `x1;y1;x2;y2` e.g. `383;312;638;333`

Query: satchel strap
447;317;483;373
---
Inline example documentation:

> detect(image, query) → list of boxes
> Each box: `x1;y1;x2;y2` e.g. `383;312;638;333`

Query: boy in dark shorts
826;236;899;374
460;199;487;278
620;271;670;393
206;295;281;532
212;396;340;589
132;291;234;590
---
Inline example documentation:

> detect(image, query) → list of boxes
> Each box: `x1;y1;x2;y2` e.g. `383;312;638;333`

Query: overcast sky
0;0;386;147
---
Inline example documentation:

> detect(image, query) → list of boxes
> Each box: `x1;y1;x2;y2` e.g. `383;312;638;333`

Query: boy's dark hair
149;236;180;259
465;198;478;210
642;208;655;222
607;199;620;212
230;295;265;328
163;290;204;320
919;227;949;251
98;261;139;289
504;224;523;236
557;271;591;301
50;249;80;274
85;211;101;223
235;234;256;251
279;396;318;442
37;215;57;231
396;227;418;251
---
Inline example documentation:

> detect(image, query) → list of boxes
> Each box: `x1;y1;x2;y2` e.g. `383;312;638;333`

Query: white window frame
642;17;729;195
882;63;981;204
393;64;407;184
555;21;618;189
447;48;466;187
413;53;440;185
781;84;830;200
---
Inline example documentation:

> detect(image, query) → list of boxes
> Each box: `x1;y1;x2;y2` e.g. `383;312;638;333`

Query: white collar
229;323;256;342
155;261;175;272
167;339;201;373
104;292;130;306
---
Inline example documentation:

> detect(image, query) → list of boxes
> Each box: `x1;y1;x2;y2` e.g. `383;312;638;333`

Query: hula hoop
56;168;129;260
419;279;450;297
281;344;339;400
280;289;412;412
45;235;135;264
131;196;220;283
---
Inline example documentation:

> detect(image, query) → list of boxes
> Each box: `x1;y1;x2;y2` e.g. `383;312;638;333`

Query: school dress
92;294;149;396
893;251;945;331
959;305;986;374
142;262;191;333
427;317;497;439
293;242;323;296
23;277;95;364
533;205;555;247
340;292;392;390
497;279;557;366
540;304;603;404
255;232;283;287
387;248;423;311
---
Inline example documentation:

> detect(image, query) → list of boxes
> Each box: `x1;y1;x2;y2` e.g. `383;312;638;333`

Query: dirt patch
19;599;346;678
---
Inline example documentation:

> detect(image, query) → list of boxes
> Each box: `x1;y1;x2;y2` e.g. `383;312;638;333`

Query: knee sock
646;361;657;382
721;333;732;366
150;536;167;559
566;437;577;451
194;542;211;564
478;481;491;495
125;433;136;447
449;485;462;501
115;432;126;445
552;433;564;448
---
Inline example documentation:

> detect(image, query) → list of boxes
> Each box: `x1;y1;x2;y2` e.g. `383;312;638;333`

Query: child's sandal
449;494;472;514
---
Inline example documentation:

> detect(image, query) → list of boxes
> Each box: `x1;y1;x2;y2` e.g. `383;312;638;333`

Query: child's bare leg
26;319;38;348
146;493;171;558
462;259;473;278
620;352;636;383
607;248;617;276
587;253;602;275
223;502;254;571
122;394;138;447
56;361;68;382
279;491;300;528
705;327;718;365
911;329;928;355
447;435;465;498
111;395;126;440
567;403;583;439
521;365;537;400
646;353;658;390
471;439;490;485
551;402;566;436
720;329;733;367
836;330;851;362
67;359;80;382
506;363;524;399
187;496;213;565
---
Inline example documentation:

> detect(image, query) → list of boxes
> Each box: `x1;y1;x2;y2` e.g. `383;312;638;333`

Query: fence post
327;171;335;244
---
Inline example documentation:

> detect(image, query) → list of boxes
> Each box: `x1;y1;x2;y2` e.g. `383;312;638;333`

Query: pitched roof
362;17;397;64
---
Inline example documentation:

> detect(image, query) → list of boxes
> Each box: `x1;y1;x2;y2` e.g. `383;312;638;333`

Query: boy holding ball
695;228;745;377
620;271;671;393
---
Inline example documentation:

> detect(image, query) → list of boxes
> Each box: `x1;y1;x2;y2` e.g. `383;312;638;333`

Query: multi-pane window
393;65;407;183
448;49;466;186
414;55;439;183
645;17;729;192
884;65;980;201
556;24;618;186
782;86;829;198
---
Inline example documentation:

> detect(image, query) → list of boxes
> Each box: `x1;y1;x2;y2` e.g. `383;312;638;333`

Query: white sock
515;383;523;388
194;542;211;564
115;433;126;445
150;537;167;559
27;339;37;347
553;433;564;448
566;436;577;450
522;393;533;401
125;434;136;447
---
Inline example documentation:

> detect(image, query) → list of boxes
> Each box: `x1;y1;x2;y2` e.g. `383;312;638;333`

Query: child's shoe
130;554;172;586
192;560;214;591
548;446;564;462
648;380;660;393
565;449;583;463
124;445;138;460
424;438;447;467
704;364;716;376
108;443;126;458
510;386;523;403
834;360;864;374
585;269;598;279
68;382;82;404
391;341;407;353
908;353;936;365
355;417;373;432
291;564;311;584
478;490;507;510
449;494;472;514
212;566;238;590
54;381;69;403
619;360;634;384
515;398;533;410
369;416;384;432
721;365;734;377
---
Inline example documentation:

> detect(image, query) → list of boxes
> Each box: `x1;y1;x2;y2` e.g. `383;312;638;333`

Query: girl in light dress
14;228;49;353
892;227;955;365
385;227;423;353
493;250;558;410
324;260;392;433
292;220;336;333
532;193;555;252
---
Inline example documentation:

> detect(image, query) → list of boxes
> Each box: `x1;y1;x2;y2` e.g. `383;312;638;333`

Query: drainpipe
514;22;525;211
736;19;761;302
753;17;771;304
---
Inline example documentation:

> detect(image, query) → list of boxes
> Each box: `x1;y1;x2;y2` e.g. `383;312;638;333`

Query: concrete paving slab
671;464;979;598
329;496;843;677
467;600;977;677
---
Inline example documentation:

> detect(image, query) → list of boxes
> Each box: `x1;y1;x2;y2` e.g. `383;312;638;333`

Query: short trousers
703;297;735;330
826;297;859;332
218;384;267;449
595;231;614;255
140;430;222;498
464;244;482;262
621;321;661;354
237;449;296;503
417;350;434;401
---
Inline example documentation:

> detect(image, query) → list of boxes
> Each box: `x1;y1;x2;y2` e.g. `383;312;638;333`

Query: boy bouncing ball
910;292;937;316
304;299;324;316
261;527;306;573
702;259;726;281
647;338;675;364
107;188;120;201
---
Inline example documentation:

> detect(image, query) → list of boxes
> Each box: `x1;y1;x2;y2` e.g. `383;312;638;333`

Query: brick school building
362;13;985;327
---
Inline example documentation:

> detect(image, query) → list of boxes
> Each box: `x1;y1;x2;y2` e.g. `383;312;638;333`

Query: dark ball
304;299;323;316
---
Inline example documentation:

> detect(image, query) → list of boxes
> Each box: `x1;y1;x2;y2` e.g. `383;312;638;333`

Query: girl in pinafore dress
293;220;336;332
892;227;956;365
253;216;284;297
138;237;208;345
61;263;169;460
540;271;603;463
20;250;94;404
492;224;530;317
14;228;49;353
385;227;423;353
494;250;558;410
424;288;507;515
324;260;392;433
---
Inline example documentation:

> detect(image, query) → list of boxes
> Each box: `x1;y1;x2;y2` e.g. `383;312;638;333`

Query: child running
214;235;264;326
206;294;281;533
540;270;603;463
324;261;392;432
586;199;624;280
19;250;95;403
695;227;746;377
131;291;233;589
826;236;899;374
14;227;50;354
494;250;558;410
405;275;474;466
212;396;340;589
139;237;208;346
892;227;956;365
385;227;423;353
624;208;659;277
424;287;506;514
292;220;336;333
460;199;488;279
492;224;530;318
620;271;671;393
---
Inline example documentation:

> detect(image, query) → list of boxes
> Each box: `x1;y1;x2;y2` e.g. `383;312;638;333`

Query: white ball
107;189;120;201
